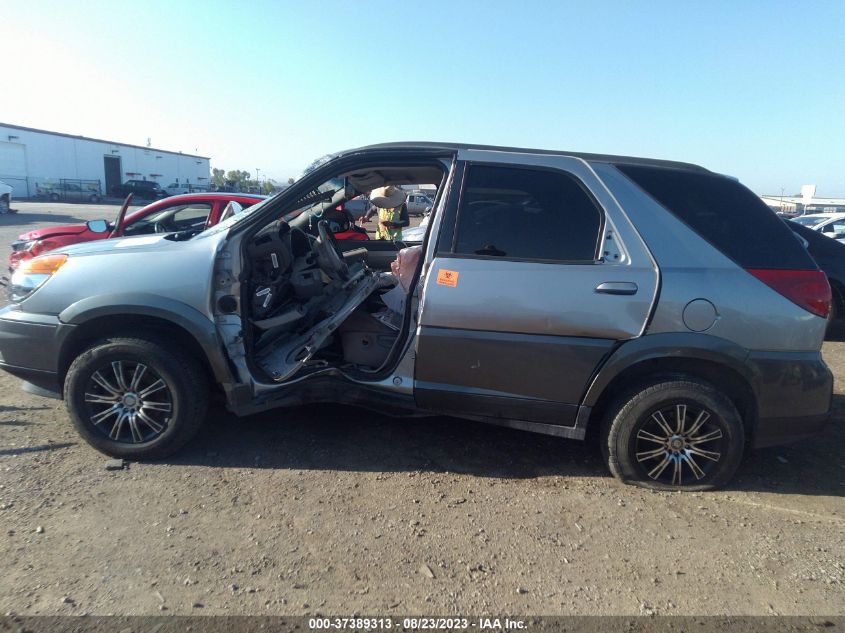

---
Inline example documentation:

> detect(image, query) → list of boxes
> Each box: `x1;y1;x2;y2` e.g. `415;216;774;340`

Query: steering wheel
315;220;349;281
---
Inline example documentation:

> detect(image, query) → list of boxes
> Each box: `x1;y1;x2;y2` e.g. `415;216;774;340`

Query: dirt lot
0;204;843;617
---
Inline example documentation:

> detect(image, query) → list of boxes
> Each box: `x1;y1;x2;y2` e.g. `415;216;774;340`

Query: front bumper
0;305;69;397
748;351;833;448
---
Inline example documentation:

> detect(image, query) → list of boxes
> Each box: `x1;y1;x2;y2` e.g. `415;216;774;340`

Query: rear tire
603;378;744;491
89;194;101;203
0;197;8;214
64;336;208;459
823;283;844;339
49;193;60;202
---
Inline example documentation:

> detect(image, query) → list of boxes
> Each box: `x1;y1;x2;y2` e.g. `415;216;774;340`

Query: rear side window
453;165;603;262
820;220;845;238
617;165;816;270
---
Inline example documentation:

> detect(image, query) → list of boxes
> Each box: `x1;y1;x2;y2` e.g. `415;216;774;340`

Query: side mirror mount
86;219;109;234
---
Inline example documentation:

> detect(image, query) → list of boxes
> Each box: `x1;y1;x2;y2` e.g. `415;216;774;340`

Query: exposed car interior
123;204;212;237
241;163;447;384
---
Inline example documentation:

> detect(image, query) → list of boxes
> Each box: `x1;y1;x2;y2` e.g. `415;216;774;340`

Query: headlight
8;254;68;302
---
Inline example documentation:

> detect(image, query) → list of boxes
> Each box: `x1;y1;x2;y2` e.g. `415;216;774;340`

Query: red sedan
8;192;265;271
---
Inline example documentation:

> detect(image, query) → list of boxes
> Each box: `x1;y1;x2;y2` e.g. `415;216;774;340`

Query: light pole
255;168;261;193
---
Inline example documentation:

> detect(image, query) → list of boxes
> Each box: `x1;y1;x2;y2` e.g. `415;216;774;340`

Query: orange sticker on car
437;269;459;287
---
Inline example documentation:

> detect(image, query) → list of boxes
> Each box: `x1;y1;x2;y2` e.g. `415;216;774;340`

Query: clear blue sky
3;0;844;195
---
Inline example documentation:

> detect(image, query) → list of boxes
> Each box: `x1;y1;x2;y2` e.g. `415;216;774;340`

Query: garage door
0;141;28;197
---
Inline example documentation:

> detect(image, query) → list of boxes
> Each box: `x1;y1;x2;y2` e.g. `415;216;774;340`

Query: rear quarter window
617;165;816;270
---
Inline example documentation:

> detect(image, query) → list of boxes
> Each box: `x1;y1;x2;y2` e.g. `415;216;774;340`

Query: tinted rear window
617;165;816;270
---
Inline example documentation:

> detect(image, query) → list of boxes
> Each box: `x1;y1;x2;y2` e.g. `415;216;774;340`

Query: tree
225;170;251;188
211;168;226;187
287;177;295;186
211;167;274;192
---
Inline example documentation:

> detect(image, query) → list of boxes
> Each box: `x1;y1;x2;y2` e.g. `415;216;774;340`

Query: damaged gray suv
0;143;833;490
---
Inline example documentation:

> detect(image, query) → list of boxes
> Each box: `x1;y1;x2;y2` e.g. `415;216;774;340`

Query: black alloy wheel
604;378;744;491
630;402;725;486
65;336;208;459
82;360;173;444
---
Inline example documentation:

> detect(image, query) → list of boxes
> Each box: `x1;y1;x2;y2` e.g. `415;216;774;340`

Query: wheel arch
828;277;845;320
57;295;235;389
583;334;758;442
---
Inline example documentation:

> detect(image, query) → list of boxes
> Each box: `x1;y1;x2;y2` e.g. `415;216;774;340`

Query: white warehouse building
0;122;210;199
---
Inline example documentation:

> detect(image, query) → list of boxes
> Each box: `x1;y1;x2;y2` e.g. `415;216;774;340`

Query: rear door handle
595;282;638;295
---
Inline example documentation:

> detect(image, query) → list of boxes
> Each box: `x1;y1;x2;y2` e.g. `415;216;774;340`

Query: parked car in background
37;179;102;203
790;213;845;241
0;142;832;492
401;211;430;242
165;182;209;196
406;192;434;216
8;192;265;271
0;180;11;214
342;195;372;219
110;179;167;200
787;220;845;324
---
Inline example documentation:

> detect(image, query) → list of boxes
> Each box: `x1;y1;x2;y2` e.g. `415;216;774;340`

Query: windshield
791;216;828;227
123;208;178;235
194;195;275;237
297;154;339;181
195;157;344;238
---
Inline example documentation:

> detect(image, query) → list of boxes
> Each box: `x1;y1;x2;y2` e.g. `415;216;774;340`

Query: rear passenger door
414;151;659;428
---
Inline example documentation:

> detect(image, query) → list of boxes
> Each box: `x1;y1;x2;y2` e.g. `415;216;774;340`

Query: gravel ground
0;203;843;617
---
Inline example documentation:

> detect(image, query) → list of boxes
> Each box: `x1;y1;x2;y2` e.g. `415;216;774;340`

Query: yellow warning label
437;269;459;287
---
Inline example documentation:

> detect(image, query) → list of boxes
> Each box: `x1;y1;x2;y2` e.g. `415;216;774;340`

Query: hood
54;230;226;259
17;223;91;241
57;233;172;257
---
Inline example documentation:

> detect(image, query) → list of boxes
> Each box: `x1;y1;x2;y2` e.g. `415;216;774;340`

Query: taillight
746;269;831;318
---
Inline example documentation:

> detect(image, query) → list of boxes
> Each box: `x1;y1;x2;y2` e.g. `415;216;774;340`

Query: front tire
64;336;208;459
603;379;744;491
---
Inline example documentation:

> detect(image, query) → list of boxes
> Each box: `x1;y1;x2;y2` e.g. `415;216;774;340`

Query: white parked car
0;180;11;214
406;192;434;216
791;213;845;242
164;183;208;196
401;211;430;241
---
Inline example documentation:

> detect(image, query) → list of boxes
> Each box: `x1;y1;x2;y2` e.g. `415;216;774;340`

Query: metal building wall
0;124;210;198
